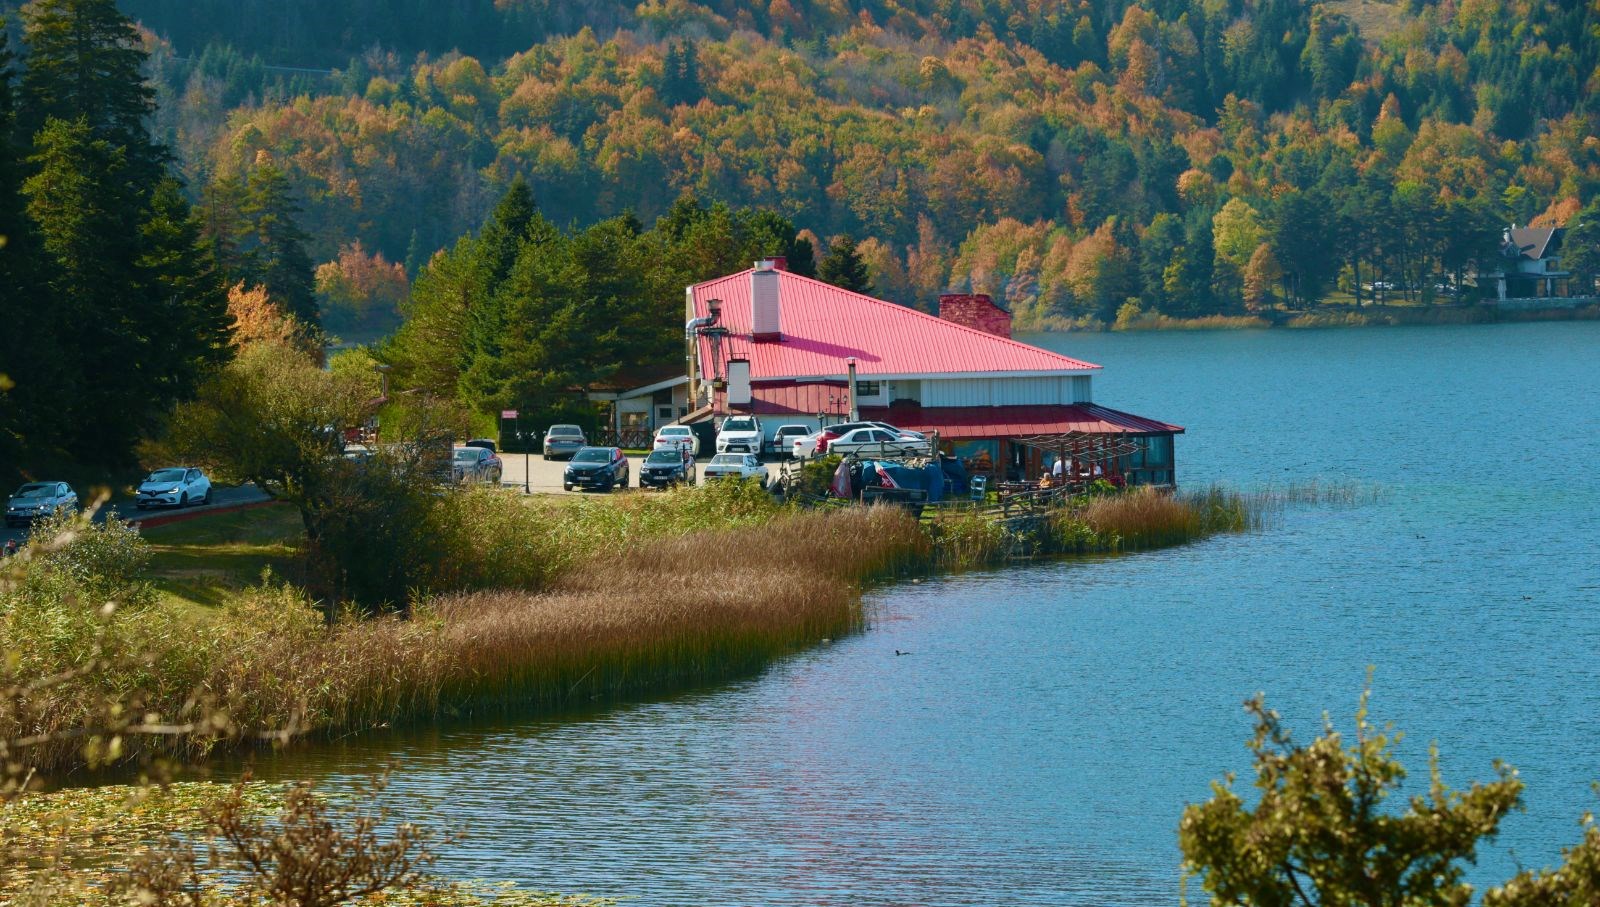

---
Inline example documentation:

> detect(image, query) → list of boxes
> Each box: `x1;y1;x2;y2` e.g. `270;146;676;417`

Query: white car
136;467;212;509
715;415;764;454
653;424;700;456
6;481;79;527
703;453;769;484
827;427;932;457
769;424;811;457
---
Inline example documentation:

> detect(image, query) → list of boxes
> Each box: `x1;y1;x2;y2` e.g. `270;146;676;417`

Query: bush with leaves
1179;686;1600;907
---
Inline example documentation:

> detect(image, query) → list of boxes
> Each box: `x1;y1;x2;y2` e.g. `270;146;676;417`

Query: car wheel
563;483;572;492
202;489;212;504
180;492;189;507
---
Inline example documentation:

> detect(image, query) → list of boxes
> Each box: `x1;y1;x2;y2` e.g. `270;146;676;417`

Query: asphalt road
1;483;271;548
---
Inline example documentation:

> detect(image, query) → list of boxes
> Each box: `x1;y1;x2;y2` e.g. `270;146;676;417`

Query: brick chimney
938;293;1011;339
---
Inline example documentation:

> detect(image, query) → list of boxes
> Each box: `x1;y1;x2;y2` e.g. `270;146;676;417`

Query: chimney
938;293;1012;339
752;260;781;342
758;256;788;271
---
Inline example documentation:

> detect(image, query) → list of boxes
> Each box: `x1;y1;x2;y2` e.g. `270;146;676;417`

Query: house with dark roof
1484;226;1571;300
684;259;1184;485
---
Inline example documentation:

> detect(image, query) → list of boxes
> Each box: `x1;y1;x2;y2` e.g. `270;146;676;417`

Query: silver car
136;467;212;509
5;481;79;527
542;424;587;461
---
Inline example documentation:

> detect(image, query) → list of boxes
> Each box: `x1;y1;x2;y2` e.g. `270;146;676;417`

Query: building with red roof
684;259;1183;485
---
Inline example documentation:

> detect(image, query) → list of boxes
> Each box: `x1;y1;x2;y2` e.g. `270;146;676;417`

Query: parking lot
496;450;652;495
496;448;785;495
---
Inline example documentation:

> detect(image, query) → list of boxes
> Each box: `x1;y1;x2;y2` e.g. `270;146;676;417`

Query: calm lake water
243;322;1600;906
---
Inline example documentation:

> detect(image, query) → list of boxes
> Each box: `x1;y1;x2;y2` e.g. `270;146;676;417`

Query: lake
242;321;1600;906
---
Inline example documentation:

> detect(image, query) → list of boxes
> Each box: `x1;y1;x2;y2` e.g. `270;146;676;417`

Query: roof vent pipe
752;262;781;342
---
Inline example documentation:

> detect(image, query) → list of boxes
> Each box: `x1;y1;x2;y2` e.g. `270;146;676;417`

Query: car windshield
147;468;186;482
14;484;55;499
572;449;610;463
646;450;682;465
548;425;582;438
710;454;743;465
722;418;756;432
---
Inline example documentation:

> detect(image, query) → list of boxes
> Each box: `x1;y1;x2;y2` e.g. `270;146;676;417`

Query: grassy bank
926;485;1259;569
4;482;1256;778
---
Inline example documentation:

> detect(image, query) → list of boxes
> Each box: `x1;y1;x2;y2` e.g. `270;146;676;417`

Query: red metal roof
691;269;1100;381
858;403;1184;438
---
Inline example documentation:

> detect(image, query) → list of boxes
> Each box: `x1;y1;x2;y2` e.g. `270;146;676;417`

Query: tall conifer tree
818;234;874;295
20;0;164;180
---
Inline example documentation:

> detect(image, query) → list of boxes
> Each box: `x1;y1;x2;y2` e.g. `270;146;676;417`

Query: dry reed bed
4;506;927;774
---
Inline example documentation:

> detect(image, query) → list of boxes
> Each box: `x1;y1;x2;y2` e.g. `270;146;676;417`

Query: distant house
683;259;1184;485
1484;226;1571;300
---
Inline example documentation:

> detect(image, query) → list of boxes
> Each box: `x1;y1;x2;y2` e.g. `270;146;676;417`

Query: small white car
136;467;212;509
6;481;79;526
703;453;768;484
653;424;700;456
827;427;931;457
715;416;763;454
770;424;811;458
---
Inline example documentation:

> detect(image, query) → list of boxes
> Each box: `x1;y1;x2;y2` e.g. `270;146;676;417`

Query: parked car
136;467;212;509
564;446;629;492
463;437;498;454
791;427;838;460
715;415;763;454
639;447;696;489
451;446;503;484
703;453;768;484
5;482;79;527
769;424;811;458
653;424;700;456
792;421;925;459
827;426;931;457
543;424;586;460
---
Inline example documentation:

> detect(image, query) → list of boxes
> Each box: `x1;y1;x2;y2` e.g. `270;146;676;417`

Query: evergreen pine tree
24;116;146;462
403;228;424;278
243;160;318;327
818;234;874;294
136;178;231;398
20;0;164;180
788;236;817;278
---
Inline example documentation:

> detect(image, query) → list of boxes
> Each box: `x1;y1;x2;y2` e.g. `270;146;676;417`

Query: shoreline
8;486;1257;782
1022;301;1600;333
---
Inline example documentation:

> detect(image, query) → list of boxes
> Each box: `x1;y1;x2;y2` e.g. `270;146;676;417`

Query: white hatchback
136;467;212;509
653;424;700;456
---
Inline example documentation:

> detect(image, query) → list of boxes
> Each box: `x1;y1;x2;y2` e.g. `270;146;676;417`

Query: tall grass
2;502;926;774
6;479;1271;775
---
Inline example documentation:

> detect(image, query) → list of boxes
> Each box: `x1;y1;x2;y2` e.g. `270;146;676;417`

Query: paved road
1;483;271;548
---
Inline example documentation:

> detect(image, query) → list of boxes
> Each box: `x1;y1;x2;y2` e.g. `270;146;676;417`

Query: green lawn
141;504;305;613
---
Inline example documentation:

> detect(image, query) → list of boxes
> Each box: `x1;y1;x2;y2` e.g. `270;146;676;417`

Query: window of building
855;380;881;398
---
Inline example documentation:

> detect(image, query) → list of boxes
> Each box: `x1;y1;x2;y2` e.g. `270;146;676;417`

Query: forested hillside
7;0;1600;335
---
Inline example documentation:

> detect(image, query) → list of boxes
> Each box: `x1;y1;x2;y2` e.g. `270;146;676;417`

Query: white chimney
751;260;780;341
727;359;752;406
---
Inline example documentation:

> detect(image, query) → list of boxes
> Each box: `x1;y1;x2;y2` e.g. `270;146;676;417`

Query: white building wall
922;375;1089;407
